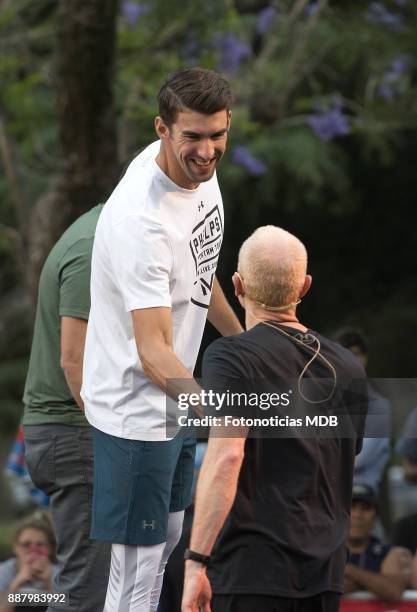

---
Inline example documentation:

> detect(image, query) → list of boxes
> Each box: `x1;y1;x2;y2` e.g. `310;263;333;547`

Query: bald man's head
237;226;308;308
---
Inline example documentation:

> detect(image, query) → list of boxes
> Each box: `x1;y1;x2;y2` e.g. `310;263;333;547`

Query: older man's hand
182;560;212;612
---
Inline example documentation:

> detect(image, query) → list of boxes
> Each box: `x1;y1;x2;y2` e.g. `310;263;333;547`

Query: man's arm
182;429;247;612
190;432;246;554
345;547;411;601
207;276;243;336
132;307;202;400
60;316;88;410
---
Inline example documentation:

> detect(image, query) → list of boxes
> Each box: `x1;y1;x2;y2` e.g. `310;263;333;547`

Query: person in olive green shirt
22;205;110;612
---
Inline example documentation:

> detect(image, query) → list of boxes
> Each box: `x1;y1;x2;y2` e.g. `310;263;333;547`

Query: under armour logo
198;201;204;212
142;520;156;530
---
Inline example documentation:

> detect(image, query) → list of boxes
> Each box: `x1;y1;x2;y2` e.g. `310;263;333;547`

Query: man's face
157;109;231;188
349;500;376;540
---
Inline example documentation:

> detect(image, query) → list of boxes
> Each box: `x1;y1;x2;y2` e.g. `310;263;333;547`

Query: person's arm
132;308;202;401
207;276;243;336
182;429;247;612
8;561;33;593
29;557;54;592
0;599;14;612
58;236;93;410
345;547;411;601
190;433;247;554
60;316;88;410
343;573;361;594
381;546;413;589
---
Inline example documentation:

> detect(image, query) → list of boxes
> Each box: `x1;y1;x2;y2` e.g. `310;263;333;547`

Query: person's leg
24;425;111;612
149;510;184;611
315;592;341;612
293;592;341;612
91;428;188;611
103;542;165;611
151;429;196;610
159;513;192;612
212;594;292;612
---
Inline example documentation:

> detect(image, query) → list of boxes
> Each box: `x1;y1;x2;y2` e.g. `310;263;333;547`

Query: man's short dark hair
333;327;369;355
157;67;234;127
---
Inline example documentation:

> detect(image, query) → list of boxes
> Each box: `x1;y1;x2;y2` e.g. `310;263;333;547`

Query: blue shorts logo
142;520;156;530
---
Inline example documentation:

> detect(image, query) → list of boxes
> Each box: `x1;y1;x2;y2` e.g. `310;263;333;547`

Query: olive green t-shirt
22;205;103;426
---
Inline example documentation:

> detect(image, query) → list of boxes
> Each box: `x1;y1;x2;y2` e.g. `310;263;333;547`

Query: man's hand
29;555;53;584
343;565;361;593
381;546;413;585
182;561;211;612
9;562;33;591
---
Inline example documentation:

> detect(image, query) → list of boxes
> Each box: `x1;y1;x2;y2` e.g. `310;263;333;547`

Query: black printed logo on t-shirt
189;204;223;309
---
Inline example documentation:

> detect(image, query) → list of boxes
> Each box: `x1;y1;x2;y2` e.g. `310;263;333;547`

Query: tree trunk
26;0;120;306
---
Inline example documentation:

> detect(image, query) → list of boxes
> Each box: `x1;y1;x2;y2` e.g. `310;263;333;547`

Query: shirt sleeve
354;437;390;490
0;559;15;591
202;338;251;417
59;238;93;320
108;214;173;313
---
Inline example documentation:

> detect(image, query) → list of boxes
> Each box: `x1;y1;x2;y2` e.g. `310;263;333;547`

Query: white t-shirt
82;141;224;440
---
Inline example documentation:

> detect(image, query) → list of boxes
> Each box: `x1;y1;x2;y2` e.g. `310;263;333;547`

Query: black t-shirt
202;322;367;598
391;512;417;554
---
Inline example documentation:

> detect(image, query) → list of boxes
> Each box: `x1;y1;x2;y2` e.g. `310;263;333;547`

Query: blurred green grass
0;520;17;562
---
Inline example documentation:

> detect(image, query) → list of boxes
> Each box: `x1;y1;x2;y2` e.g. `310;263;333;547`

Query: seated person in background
0;513;58;612
333;328;391;495
345;483;412;601
391;413;417;589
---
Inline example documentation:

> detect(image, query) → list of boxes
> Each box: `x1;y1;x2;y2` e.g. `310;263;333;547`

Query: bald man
182;226;368;612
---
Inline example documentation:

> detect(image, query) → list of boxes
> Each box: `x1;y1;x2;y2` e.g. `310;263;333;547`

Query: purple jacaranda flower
212;33;251;74
307;102;350;142
367;2;402;30
386;55;409;79
232;146;267;176
377;55;410;100
256;6;277;34
305;2;319;18
377;83;395;100
122;1;151;29
181;36;200;65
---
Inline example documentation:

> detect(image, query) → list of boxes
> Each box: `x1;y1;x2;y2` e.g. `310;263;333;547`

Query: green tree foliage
1;0;416;434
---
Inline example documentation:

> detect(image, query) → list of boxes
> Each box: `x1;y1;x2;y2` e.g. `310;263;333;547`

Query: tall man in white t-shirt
81;68;243;611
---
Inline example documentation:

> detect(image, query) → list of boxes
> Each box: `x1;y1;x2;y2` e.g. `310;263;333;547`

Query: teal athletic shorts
90;426;196;546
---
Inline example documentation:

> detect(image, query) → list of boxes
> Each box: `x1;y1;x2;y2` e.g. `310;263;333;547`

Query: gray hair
237;226;307;307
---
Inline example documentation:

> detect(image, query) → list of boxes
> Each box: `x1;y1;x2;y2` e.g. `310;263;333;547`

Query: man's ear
300;275;312;298
226;110;232;131
155;116;170;140
232;272;243;297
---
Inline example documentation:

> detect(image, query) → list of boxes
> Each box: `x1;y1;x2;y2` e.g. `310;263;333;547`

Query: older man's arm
207;276;243;336
182;430;247;612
